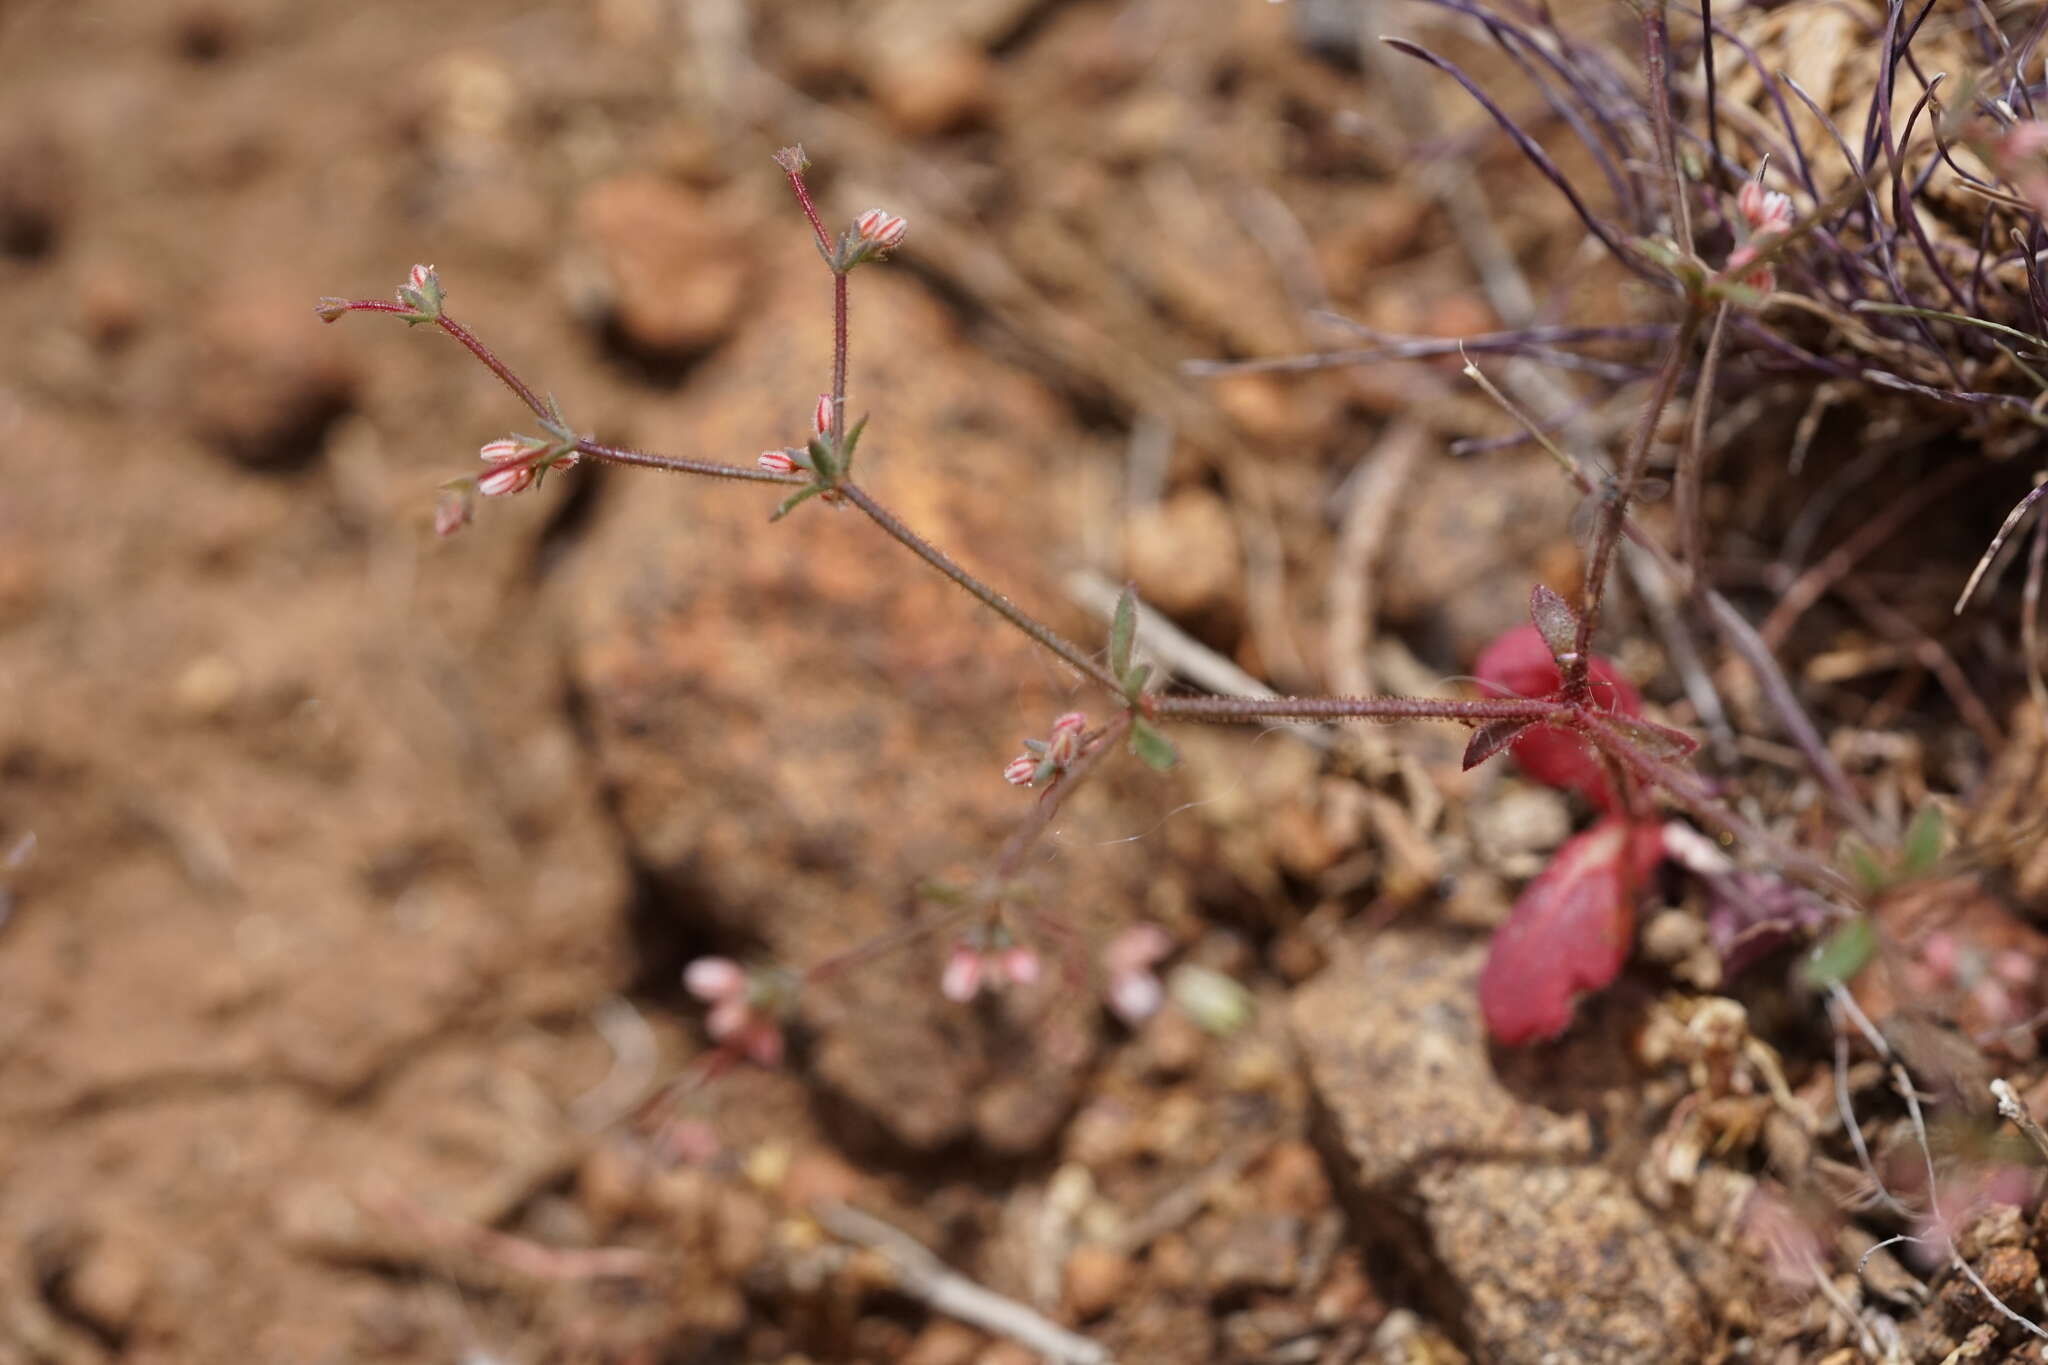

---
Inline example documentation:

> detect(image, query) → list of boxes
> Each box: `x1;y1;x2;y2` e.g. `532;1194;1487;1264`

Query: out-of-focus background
4;0;2047;1361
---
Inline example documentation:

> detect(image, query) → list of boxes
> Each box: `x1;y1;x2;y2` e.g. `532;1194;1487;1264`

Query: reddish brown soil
3;2;2044;1363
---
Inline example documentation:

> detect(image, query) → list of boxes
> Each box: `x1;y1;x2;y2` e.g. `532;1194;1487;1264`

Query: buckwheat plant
319;145;1854;1062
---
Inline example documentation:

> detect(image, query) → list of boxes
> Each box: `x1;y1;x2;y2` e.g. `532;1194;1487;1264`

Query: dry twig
813;1200;1112;1365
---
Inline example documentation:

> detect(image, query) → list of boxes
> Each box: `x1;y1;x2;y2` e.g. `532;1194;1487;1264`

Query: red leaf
1472;625;1642;810
1478;816;1665;1045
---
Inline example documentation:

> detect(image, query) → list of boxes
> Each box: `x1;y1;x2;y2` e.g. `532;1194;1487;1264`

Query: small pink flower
1103;923;1173;1024
478;464;534;497
1003;754;1038;786
684;956;788;1068
854;209;908;250
759;449;801;476
1724;243;1773;296
941;943;985;1002
1000;945;1042;987
685;957;746;1001
940;935;1043;1002
408;263;436;292
813;393;834;438
1736;181;1793;236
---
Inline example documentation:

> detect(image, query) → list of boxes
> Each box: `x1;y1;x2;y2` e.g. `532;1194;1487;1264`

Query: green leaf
770;483;828;522
1838;834;1890;896
1901;802;1946;878
1110;584;1137;682
1798;915;1878;991
1121;662;1152;702
840;413;869;469
1128;718;1178;773
805;434;836;480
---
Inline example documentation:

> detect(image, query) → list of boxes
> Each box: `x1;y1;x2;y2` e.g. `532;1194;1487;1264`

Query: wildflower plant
316;102;2027;1060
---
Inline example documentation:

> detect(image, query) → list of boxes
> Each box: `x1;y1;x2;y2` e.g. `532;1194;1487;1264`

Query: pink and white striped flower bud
479;436;529;465
408;263;437;293
941;943;986;1002
477;464;534;497
854;209;909;250
1003;753;1038;786
813;393;834;438
759;449;801;476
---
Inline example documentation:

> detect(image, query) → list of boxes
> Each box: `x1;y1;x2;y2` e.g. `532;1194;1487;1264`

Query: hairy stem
1152;694;1561;724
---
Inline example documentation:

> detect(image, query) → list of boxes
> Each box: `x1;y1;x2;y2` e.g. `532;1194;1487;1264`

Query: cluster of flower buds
832;209;909;271
758;394;834;475
1003;711;1089;787
477;433;579;497
1723;178;1796;296
683;957;796;1067
940;925;1043;1003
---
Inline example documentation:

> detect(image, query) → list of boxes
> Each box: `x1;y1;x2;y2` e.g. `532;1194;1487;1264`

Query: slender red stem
1152;694;1561;725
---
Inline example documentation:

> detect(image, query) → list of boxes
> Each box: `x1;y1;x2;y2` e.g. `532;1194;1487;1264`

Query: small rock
1125;488;1242;621
1063;1242;1134;1321
1292;930;1594;1184
570;174;757;362
1257;1139;1331;1218
1295;929;1708;1363
1202;1213;1303;1297
901;1319;985;1365
65;1232;152;1338
867;34;993;136
192;278;355;470
0;128;70;260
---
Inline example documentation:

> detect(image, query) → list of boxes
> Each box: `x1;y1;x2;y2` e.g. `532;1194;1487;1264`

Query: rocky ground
3;1;2047;1362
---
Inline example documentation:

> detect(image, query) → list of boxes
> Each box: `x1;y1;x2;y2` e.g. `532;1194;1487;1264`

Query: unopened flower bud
1001;945;1042;987
1051;712;1087;735
685;956;746;1001
813;394;834;437
409;263;435;291
759;449;801;476
433;490;473;537
1047;727;1082;768
478;464;534;497
941;944;985;1002
479;437;528;464
1003;754;1038;786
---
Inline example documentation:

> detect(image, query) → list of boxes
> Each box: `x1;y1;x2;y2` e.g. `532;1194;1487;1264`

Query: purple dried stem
1569;313;1701;686
1381;36;1652;278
